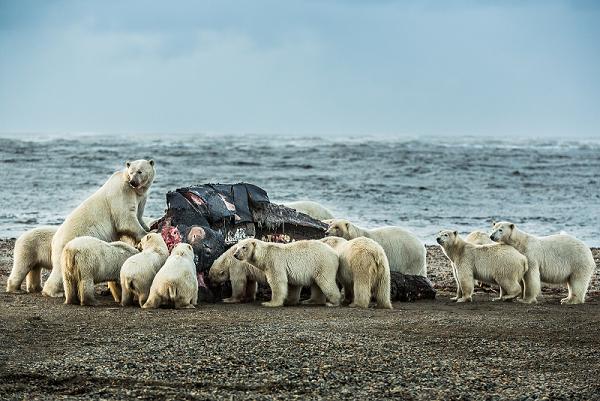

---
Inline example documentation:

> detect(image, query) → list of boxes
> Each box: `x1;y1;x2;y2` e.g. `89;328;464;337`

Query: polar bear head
232;238;257;262
325;219;359;240
320;236;347;251
139;233;169;255
436;230;458;247
171;242;194;259
490;221;515;242
208;251;234;284
125;159;155;190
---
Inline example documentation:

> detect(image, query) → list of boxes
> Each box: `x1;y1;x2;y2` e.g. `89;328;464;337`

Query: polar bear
436;230;528;303
325;219;426;276
233;238;341;307
6;226;57;293
490;222;595;304
142;243;198;309
282;200;334;220
465;231;495;245
62;237;139;306
320;236;392;309
120;233;169;307
43;159;155;298
208;246;267;303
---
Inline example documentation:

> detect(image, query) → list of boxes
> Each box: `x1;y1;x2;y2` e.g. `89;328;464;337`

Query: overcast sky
0;0;599;137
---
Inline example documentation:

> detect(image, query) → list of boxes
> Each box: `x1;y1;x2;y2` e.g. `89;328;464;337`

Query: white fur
490;222;595;304
142;243;198;309
43;160;155;297
282;200;334;220
465;231;495;246
325;219;426;276
233;238;341;307
208;246;267;303
320;236;392;309
120;233;169;307
6;226;57;293
62;236;139;306
437;230;528;303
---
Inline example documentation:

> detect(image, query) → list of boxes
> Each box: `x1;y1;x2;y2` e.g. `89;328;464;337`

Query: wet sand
1;238;599;400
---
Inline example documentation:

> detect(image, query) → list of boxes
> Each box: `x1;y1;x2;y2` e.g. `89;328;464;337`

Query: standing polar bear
437;230;528;302
490;222;595;304
43;159;155;298
233;238;341;307
282;200;334;221
62;237;139;306
320;236;392;309
6;226;57;293
325;219;426;276
208;247;267;303
143;243;198;309
120;233;170;307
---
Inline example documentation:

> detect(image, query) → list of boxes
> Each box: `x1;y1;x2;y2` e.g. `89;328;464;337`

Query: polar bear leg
562;271;591;304
456;270;473;303
301;284;327;305
450;264;462;301
245;280;257;302
492;286;503;301
121;286;134;307
108;282;121;303
141;292;161;309
285;284;302;306
79;279;98;306
313;275;341;306
263;270;287;307
497;278;521;301
43;249;65;298
138;292;149;308
6;263;30;293
63;275;79;305
224;276;247;303
374;270;392;309
25;267;43;293
349;280;370;309
521;264;541;304
174;297;195;309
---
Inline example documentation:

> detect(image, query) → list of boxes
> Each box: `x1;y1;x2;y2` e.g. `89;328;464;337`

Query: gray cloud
0;0;598;137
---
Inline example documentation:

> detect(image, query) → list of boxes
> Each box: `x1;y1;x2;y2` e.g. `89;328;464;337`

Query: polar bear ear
491;220;496;227
509;223;514;229
126;161;131;168
149;159;155;166
344;222;350;231
453;231;458;236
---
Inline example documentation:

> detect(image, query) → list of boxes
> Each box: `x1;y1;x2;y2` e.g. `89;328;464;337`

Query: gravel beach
1;238;599;400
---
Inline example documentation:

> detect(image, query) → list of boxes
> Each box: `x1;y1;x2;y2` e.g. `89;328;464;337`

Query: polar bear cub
208;246;267;303
44;159;155;298
142;243;198;309
62;237;139;306
326;219;427;276
437;230;528;303
490;222;595;304
320;236;392;309
6;226;57;293
283;200;334;220
233;238;341;307
120;233;170;307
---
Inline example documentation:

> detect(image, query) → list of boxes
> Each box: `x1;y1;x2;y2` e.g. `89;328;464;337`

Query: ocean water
1;134;599;245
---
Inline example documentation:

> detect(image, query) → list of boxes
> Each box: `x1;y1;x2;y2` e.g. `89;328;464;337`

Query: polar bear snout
436;237;443;245
232;247;243;260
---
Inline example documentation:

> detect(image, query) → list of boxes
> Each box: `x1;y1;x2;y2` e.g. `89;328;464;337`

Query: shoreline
1;239;600;399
